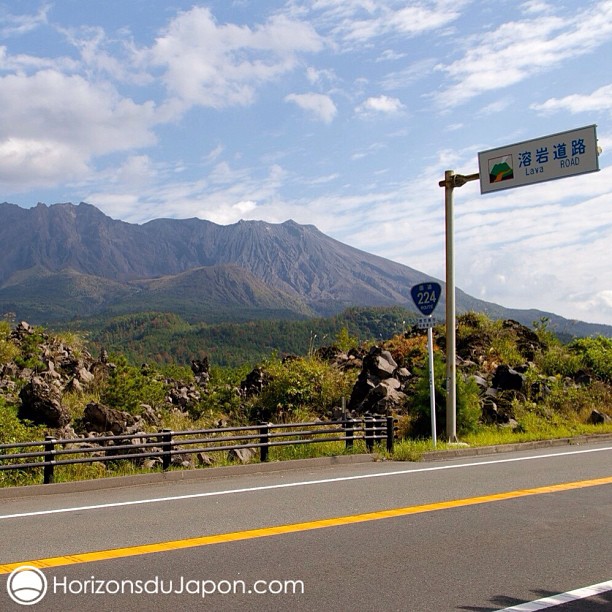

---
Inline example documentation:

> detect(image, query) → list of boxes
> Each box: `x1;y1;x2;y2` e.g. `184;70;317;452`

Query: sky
0;1;611;326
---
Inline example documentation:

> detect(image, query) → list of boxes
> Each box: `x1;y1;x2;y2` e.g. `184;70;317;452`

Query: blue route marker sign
411;282;442;316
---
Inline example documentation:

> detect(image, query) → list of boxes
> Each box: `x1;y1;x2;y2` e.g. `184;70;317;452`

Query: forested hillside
65;307;415;367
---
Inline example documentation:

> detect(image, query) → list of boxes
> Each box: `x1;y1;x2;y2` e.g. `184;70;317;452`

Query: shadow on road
458;586;612;611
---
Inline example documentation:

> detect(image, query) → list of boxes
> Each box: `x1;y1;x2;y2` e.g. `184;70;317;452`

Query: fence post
364;413;374;452
161;429;173;471
386;415;395;453
43;436;57;484
344;415;354;450
259;422;270;462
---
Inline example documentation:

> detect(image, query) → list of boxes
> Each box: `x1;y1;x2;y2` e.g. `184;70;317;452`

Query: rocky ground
1;318;610;471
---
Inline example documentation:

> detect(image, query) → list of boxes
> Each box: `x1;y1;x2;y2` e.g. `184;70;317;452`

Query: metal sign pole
427;315;436;447
443;170;457;443
439;171;479;443
410;282;442;448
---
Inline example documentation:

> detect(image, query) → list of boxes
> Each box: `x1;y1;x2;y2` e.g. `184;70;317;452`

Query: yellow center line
1;476;610;574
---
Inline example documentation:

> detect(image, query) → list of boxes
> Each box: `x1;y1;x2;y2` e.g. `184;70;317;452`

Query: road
0;441;611;611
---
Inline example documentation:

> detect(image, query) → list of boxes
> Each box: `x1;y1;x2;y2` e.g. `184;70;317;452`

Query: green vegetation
0;397;45;445
0;398;46;487
567;336;612;382
1;310;611;487
100;356;167;413
249;354;355;423
63;307;416;368
13;326;47;372
408;353;481;437
0;321;20;364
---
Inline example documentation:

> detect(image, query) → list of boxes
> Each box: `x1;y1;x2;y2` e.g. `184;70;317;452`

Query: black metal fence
0;414;397;485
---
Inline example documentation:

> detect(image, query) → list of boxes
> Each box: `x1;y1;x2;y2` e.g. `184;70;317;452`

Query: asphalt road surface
1;440;610;611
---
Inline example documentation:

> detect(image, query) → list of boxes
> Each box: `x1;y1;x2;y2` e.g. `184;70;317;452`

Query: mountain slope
125;265;314;321
0;201;434;314
0;202;610;338
0;266;138;321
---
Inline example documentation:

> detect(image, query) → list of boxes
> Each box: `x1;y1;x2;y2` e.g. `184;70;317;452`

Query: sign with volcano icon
478;125;599;194
488;155;514;183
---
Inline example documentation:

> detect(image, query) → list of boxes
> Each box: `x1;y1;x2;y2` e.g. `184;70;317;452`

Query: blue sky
1;1;611;325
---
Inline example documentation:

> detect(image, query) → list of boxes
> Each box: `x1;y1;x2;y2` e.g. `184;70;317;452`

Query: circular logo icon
6;566;48;606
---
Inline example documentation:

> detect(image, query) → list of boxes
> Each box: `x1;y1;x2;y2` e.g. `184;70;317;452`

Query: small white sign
478;125;599;194
417;317;438;329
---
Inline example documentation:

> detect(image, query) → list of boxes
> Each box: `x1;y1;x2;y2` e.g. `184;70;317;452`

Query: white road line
499;579;612;610
0;446;610;521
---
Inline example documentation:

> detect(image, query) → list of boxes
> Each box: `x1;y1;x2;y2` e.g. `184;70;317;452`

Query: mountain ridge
0;202;610;338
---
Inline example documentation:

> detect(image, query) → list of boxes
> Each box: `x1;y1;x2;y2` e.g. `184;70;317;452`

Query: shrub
0;398;45;444
536;344;584;378
0;398;47;487
408;353;446;437
489;333;524;367
0;321;20;364
383;333;429;371
100;356;166;413
334;326;359;352
190;365;250;423
250;355;354;422
13;326;46;372
407;353;482;438
543;380;611;418
456;375;481;434
568;336;612;382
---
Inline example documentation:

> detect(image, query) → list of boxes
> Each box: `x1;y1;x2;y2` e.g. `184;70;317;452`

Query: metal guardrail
0;414;397;485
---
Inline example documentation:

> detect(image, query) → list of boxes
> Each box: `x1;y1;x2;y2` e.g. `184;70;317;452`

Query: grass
390;438;450;461
461;420;612;447
267;439;371;461
389;418;612;462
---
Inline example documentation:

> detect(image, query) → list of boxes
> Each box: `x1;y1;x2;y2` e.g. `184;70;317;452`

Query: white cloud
0;139;90;187
304;173;340;185
520;0;554;14
208;161;251;186
232;200;258;216
59;25;149;85
592;290;612;309
376;49;406;62
148;7;323;110
351;142;386;160
305;66;337;85
381;58;438;91
478;98;513;116
0;45;78;73
312;0;466;44
356;95;405;115
88;159;289;226
112;156;157;188
0;70;156;189
532;83;612;114
389;4;462;35
0;3;49;37
204;145;225;164
285;92;337;123
435;0;612;108
309;0;379;22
